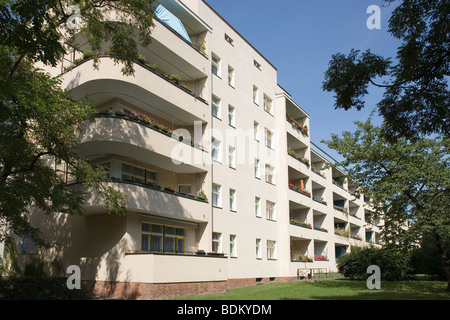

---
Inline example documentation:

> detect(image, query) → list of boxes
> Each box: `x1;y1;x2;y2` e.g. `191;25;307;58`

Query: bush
0;277;94;300
337;246;413;281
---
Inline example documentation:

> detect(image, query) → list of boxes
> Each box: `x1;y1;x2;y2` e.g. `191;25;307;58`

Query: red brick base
87;276;299;300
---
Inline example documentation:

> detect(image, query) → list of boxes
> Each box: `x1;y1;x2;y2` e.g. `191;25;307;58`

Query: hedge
337;246;414;281
0;277;94;300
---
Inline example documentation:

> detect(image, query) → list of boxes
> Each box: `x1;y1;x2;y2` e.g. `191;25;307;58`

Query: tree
322;0;449;140
323;119;450;290
0;0;155;246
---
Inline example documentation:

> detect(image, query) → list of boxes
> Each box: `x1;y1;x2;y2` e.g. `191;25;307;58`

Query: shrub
0;277;94;300
337;246;413;281
82;50;94;60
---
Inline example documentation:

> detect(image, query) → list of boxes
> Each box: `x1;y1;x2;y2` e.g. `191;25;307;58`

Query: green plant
145;62;156;70
170;74;181;84
337;247;414;281
82;50;94;60
197;190;208;201
137;54;146;64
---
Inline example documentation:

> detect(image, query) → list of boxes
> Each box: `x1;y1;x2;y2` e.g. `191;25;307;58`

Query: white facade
6;0;383;296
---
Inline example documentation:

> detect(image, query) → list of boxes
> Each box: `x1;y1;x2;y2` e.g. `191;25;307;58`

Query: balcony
81;180;209;222
77;114;208;174
61;56;209;125
82;251;227;284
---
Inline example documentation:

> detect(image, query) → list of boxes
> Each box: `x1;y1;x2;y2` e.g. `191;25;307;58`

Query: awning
139;213;198;229
155;4;192;44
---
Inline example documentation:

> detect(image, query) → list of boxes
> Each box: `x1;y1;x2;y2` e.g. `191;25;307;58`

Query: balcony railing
288;184;311;198
286;116;309;136
62;54;209;105
110;177;208;203
290;219;312;229
94;110;208;152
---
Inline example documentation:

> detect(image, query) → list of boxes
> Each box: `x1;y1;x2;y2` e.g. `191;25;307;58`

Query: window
229;188;236;211
228;66;235;87
212;183;222;207
225;33;234;45
265;164;275;184
230;235;237;257
212;53;221;76
266;201;276;220
18;233;39;254
255;197;261;217
253;85;259;105
179;185;192;194
254;121;259;141
228;105;235;127
122;163;157;184
254;158;260;178
228;146;236;168
256;239;262;259
142;223;186;253
212;232;222;253
212;95;221;119
212;137;222;163
264;94;273;114
265;128;273;149
267;240;277;259
254;60;261;70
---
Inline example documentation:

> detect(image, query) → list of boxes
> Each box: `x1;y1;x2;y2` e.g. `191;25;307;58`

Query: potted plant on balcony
164;187;175;193
197;190;208;202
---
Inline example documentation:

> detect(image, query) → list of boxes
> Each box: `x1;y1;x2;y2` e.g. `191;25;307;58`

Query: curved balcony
61;57;209;126
77;116;208;174
80;181;209;223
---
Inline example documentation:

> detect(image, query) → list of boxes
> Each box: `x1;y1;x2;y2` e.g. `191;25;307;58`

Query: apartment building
7;0;383;299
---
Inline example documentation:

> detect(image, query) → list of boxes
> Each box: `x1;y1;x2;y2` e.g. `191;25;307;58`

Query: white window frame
228;105;235;127
212;95;221;119
266;201;276;221
228;145;236;169
255;197;261;217
228;65;235;87
254;121;259;141
212;137;222;163
254;158;260;179
265;128;273;149
265;164;275;184
267;240;277;260
229;188;237;211
212;183;222;208
253;85;259;105
230;234;237;257
256;239;262;259
212;232;222;253
264;94;273;115
212;53;221;76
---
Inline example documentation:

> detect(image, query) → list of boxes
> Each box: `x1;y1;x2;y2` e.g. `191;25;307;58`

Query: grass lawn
173;279;450;300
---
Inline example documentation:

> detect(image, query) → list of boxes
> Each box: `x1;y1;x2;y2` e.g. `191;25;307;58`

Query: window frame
211;53;221;77
212;232;222;253
229;188;237;211
212;183;222;208
267;240;277;260
266;200;276;221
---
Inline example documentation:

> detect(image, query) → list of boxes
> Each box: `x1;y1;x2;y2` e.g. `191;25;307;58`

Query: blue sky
204;0;401;161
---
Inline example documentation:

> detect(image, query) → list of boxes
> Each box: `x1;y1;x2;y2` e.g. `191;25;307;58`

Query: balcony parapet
94;111;208;152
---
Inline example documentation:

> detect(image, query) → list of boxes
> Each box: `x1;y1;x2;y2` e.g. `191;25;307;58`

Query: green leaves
323;0;450;140
1;0;155;245
323;49;391;111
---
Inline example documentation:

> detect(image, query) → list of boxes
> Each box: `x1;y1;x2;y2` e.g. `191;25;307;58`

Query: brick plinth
86;276;299;300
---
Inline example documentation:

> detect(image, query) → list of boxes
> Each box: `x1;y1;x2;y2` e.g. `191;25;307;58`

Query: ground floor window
141;223;186;253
